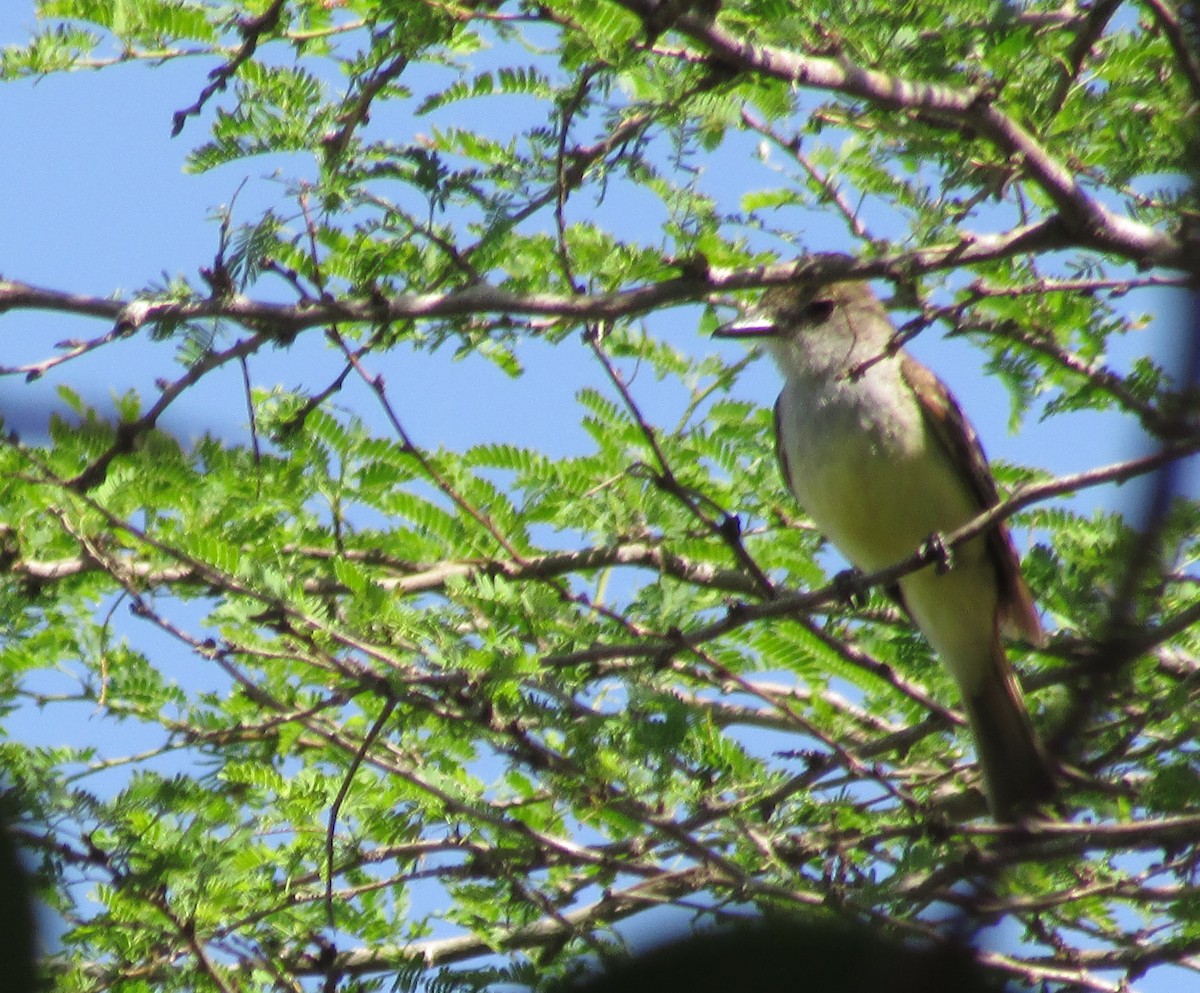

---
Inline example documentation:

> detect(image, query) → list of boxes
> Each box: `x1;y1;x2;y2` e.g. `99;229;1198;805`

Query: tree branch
0;224;1076;343
611;0;1185;269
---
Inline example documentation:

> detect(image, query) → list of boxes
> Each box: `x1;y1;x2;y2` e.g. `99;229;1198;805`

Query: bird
716;280;1056;821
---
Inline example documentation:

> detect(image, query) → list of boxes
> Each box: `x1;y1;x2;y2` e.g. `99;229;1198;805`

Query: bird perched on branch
716;281;1055;821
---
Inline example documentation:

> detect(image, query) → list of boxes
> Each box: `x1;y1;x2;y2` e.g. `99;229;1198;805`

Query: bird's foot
921;532;954;574
832;567;870;608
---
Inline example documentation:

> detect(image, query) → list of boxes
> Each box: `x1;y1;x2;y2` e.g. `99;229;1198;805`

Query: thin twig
326;697;398;927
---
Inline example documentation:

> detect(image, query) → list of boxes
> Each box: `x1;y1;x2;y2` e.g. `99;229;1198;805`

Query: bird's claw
832;567;869;608
922;532;954;574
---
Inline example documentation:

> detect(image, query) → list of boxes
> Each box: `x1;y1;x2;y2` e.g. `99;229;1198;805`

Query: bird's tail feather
963;647;1057;822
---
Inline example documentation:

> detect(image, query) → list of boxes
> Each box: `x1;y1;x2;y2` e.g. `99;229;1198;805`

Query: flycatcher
716;281;1055;821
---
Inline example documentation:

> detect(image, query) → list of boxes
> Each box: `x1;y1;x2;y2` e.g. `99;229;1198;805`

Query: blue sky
1;4;1196;990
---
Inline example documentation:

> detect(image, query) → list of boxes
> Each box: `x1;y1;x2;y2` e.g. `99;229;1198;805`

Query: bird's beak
712;315;778;339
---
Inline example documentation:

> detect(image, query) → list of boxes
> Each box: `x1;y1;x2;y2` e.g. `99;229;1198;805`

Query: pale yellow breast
776;369;982;572
775;367;1001;691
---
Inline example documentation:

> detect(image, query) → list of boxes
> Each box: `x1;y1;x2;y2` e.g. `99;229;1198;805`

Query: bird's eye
798;299;835;323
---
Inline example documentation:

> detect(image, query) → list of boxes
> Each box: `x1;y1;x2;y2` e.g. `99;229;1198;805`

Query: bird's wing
900;354;1043;645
